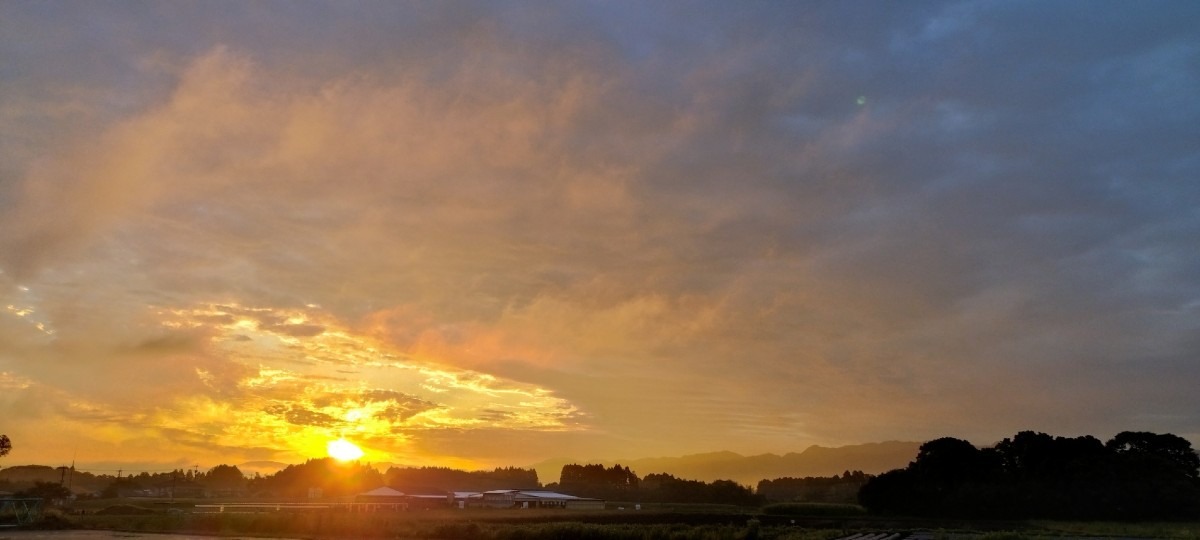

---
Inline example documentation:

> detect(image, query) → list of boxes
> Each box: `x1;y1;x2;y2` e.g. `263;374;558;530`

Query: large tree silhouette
0;434;10;458
859;430;1200;519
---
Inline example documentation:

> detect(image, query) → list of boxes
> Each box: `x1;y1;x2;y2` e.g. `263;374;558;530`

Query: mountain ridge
530;441;921;486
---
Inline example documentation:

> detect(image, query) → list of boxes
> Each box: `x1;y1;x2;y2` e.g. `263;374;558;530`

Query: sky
1;1;1199;476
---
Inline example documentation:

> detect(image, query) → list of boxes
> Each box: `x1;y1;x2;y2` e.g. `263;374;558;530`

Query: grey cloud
360;390;442;423
261;323;325;337
478;409;515;422
264;404;340;428
124;333;203;355
360;390;433;405
0;0;1198;461
376;403;442;424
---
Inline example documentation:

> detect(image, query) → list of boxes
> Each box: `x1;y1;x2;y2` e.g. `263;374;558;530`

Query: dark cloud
124;333;202;355
360;390;441;423
0;0;1198;467
360;390;434;405
264;404;339;428
377;404;439;424
478;409;516;423
261;323;325;337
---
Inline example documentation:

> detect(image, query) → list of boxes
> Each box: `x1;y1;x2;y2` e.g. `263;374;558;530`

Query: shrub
761;503;865;517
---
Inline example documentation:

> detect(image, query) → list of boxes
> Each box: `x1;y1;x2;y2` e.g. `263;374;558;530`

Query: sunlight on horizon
148;302;584;465
327;438;365;462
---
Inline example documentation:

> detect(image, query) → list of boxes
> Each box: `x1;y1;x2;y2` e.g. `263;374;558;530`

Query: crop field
9;499;1199;540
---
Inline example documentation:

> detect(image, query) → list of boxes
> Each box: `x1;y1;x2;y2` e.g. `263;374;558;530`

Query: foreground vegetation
31;504;834;540
20;501;1200;540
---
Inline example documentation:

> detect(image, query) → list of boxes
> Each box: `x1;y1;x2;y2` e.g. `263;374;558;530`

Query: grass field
18;499;1200;540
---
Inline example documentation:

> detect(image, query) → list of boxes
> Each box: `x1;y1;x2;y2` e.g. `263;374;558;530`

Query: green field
15;499;1200;540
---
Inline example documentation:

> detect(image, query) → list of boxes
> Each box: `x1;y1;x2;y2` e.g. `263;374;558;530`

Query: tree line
385;465;539;492
0;463;250;498
551;463;762;506
858;430;1200;519
757;470;869;504
244;460;544;497
6;429;1196;517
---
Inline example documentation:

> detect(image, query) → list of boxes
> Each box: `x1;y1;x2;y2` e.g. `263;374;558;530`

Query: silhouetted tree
1107;431;1200;480
201;464;247;494
559;464;639;499
0;434;10;458
247;458;383;498
757;471;868;503
859;430;1200;519
857;469;917;515
640;473;706;503
1105;431;1200;518
989;432;1112;518
101;477;143;498
911;437;984;485
708;479;763;506
17;481;71;500
384;466;539;491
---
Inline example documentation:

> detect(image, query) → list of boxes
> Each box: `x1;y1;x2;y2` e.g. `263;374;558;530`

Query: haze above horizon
1;1;1198;473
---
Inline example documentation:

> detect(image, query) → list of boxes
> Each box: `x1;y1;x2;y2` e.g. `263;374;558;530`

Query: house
477;489;604;510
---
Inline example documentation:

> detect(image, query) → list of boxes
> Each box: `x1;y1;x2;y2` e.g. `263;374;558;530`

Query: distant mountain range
237;460;292;477
236;442;923;486
1;442;921;490
529;441;922;486
237;460;404;476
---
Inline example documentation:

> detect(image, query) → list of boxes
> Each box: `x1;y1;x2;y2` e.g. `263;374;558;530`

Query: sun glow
150;304;581;465
327;438;365;461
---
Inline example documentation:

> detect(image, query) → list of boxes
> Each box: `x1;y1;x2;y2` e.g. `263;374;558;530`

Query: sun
327;438;365;461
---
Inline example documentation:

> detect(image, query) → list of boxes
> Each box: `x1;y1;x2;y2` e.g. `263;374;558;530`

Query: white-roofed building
357;486;406;500
353;486;409;511
452;491;482;509
478;489;604;510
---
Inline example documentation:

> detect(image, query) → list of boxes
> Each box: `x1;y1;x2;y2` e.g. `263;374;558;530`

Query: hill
0;465;109;494
531;441;920;485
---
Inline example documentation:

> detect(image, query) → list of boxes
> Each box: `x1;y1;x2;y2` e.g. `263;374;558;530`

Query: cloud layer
1;1;1198;470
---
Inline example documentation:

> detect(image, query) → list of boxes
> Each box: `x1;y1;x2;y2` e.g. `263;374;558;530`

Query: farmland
10;499;1200;540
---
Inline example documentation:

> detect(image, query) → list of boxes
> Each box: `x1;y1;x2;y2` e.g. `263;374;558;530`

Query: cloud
264;405;340;428
0;2;1198;468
